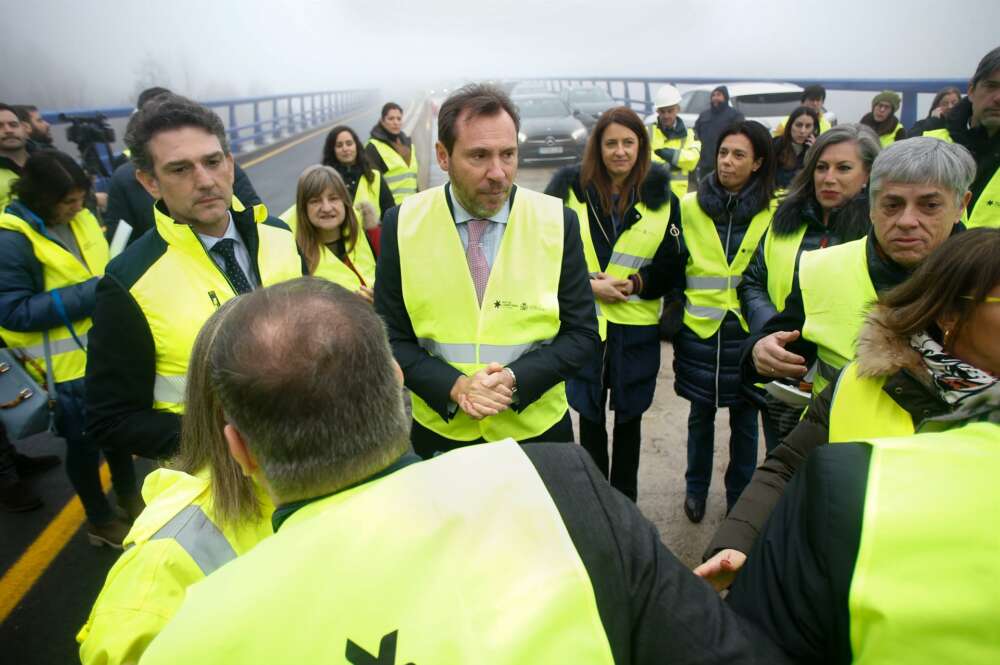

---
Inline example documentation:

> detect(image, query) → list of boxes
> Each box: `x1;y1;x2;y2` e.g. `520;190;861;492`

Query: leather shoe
14;452;61;478
684;496;706;524
87;517;131;550
0;480;43;512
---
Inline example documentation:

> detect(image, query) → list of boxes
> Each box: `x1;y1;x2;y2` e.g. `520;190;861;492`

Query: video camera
58;112;124;180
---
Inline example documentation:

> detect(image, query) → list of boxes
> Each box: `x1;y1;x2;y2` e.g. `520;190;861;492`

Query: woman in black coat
772;106;819;190
545;107;685;502
674;121;775;523
738;124;880;450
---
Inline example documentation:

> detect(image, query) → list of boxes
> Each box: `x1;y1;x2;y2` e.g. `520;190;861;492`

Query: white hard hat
654;85;682;109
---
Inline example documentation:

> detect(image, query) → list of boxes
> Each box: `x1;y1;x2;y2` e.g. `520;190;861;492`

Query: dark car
513;94;588;164
560;86;616;129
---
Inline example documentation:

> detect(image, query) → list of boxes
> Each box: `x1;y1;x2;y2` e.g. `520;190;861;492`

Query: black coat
943;97;1000;214
544;164;685;421
331;162;396;219
673;175;769;407
738;192;870;335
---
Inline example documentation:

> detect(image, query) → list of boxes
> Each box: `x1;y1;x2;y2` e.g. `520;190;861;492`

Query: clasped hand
591;272;633;304
450;362;515;420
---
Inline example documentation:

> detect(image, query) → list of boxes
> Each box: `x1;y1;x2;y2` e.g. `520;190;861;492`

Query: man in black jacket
374;84;598;458
141;276;791;665
104;88;263;245
727;389;999;664
693;86;744;185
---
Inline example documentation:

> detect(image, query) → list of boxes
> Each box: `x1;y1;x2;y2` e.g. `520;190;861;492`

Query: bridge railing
41;89;379;155
531;77;967;128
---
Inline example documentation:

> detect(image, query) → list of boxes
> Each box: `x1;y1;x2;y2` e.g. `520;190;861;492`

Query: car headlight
518;131;527;143
572;127;587;142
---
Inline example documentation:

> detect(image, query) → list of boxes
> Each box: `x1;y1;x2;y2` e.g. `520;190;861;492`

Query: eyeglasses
960;296;1000;303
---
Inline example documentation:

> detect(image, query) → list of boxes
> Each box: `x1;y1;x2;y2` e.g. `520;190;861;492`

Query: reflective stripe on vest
763;225;809;312
132;204;302;415
149;504;238;576
827;362;914;442
848;422;1000;664
0;208;108;383
369;139;419;205
137;441;618;665
925;128;1000;229
681;192;774;338
799;238;877;396
153;374;187;408
399;186;567;442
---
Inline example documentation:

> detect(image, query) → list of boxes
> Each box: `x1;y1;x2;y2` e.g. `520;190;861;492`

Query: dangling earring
943;327;954;347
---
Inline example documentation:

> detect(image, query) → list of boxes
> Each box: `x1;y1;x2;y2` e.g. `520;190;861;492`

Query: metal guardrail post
228;105;238;147
643;81;651;112
901;91;917;129
253;102;263;147
272;98;280;139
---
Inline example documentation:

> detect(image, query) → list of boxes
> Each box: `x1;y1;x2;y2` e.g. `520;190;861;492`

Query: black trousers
410;410;574;460
579;413;642;502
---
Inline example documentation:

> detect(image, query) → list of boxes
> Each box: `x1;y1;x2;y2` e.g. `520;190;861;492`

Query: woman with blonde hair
78;300;274;665
294;165;376;303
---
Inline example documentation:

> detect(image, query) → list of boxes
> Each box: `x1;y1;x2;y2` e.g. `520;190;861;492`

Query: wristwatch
502;367;518;395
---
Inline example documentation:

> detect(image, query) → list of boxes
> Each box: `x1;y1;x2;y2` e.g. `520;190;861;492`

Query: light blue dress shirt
449;184;511;269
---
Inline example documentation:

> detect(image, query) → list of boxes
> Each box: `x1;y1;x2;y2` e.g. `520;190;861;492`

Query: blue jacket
0;202;99;428
673;175;767;407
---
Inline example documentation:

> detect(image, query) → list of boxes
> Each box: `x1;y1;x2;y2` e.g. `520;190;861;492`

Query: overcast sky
2;0;997;108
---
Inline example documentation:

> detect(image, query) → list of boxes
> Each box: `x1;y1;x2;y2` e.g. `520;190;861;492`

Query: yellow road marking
0;462;111;623
240;106;373;169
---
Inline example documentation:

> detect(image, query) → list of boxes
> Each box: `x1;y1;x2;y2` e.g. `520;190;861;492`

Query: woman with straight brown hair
294;165;376;303
545;106;686;501
698;227;1000;590
79;299;274;665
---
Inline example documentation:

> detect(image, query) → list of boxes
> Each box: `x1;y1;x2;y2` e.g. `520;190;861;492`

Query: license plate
538;146;564;155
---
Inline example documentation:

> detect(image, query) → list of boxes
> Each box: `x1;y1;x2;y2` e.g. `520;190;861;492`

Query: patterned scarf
909;332;998;406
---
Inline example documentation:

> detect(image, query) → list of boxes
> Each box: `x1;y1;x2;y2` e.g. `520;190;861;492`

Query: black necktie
210;238;252;295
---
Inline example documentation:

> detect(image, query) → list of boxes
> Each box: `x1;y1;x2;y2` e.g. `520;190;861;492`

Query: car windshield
568;88;610;102
518;98;569;118
732;92;803;116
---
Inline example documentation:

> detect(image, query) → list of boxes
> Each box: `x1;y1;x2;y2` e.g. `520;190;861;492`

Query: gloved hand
654;147;677;164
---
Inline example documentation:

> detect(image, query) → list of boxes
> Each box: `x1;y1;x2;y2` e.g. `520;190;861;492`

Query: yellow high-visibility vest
564;187;672;340
924;128;1000;229
0;207;108;383
399;186;567;442
762;225;809;313
799;238;877;396
848;421;1000;664
681;193;774;338
368;138;419;205
0;167;19;210
313;235;376;290
648;123;701;198
827;361;914;442
77;467;273;665
127;201;301;414
138;441;617;665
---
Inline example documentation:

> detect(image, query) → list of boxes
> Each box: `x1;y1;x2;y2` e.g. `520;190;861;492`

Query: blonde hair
294;165;360;275
171;299;262;526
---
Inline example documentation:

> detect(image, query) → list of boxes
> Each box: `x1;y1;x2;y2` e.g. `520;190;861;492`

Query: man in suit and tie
375;83;599;458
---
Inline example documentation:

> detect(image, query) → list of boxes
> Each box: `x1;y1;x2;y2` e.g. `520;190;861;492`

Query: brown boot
86;517;131;550
0;479;43;512
118;493;146;523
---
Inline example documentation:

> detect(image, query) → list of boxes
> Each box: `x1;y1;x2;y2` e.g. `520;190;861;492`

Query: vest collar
271;451;422;532
154;196;264;262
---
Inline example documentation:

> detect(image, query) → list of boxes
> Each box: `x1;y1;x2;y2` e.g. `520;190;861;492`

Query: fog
1;0;997;109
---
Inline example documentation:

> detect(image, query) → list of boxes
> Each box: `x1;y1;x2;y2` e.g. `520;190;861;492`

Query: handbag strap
42;331;58;431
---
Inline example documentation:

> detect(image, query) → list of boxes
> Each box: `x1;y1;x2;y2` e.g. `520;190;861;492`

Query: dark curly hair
125;94;229;174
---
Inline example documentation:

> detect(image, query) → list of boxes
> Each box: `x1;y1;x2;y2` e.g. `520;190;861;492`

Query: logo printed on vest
492;299;542;312
345;630;414;665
